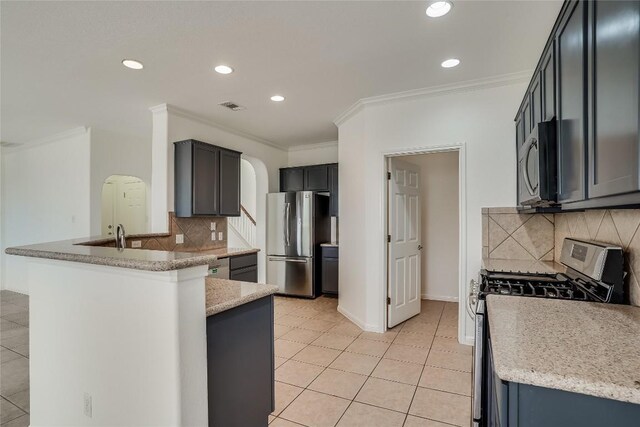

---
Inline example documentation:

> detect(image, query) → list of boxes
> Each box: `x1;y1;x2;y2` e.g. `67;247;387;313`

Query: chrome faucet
115;224;126;251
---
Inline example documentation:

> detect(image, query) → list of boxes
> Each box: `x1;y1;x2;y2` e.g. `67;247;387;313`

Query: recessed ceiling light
441;58;460;68
214;65;234;74
122;59;143;70
270;95;285;102
426;1;453;18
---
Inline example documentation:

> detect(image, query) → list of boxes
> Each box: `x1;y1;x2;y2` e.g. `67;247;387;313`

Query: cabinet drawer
229;253;258;270
229;265;258;283
322;246;338;258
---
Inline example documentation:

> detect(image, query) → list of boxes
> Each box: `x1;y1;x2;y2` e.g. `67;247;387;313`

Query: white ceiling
1;1;562;148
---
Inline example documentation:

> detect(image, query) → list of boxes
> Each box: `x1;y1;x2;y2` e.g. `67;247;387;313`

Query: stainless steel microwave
517;120;557;207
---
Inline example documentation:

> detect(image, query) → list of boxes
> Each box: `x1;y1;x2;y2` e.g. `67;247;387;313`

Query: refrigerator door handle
284;202;291;246
268;257;308;263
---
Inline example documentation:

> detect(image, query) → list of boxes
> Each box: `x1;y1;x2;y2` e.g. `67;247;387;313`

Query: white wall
400;152;459;302
90;128;151;235
1;128;92;293
336;75;528;341
287;141;338;167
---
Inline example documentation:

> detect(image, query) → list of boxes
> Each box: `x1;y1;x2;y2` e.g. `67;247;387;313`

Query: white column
150;104;170;233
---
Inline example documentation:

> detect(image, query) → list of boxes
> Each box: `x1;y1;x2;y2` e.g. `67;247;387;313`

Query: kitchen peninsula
6;237;277;427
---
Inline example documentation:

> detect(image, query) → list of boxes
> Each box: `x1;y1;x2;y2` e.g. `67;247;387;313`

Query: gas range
472;238;626;427
477;238;626;305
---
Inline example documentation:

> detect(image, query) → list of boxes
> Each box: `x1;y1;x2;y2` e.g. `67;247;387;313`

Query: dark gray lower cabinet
229;253;258;283
320;246;339;295
207;296;274;427
487;331;640;426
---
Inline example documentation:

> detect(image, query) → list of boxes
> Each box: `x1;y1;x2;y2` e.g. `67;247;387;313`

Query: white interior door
388;158;422;328
101;182;115;236
120;179;147;234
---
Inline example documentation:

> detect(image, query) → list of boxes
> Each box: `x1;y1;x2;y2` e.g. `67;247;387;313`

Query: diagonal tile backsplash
482;208;554;261
555;209;640;307
482;207;640;307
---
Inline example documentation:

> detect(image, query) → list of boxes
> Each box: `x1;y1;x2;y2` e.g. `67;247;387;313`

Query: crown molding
151;103;287;152
1;126;90;153
334;70;533;126
288;140;338;152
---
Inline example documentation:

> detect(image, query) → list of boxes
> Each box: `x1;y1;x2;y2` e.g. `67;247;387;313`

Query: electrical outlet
176;234;184;244
210;222;217;231
211;232;216;241
84;393;92;418
218;231;223;241
131;240;142;248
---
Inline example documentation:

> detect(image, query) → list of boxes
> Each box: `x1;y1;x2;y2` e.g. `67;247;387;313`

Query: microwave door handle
523;139;538;195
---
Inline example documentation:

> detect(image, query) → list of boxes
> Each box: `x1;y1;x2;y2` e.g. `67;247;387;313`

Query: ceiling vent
0;141;22;148
219;101;246;111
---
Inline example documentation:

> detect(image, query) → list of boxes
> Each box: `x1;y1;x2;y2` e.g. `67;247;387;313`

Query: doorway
101;175;148;236
386;148;462;335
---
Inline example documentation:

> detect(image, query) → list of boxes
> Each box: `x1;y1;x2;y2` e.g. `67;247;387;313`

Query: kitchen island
6;238;277;427
485;295;640;426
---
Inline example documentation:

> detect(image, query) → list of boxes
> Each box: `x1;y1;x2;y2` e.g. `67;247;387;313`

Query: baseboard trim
421;294;459;302
337;305;382;333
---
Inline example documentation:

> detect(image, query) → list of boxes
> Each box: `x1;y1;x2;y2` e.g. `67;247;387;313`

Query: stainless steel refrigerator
267;191;330;297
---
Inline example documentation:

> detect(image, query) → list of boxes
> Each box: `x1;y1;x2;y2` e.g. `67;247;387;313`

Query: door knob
418;245;423;250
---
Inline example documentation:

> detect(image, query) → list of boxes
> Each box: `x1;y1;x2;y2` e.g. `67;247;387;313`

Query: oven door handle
472;300;485;422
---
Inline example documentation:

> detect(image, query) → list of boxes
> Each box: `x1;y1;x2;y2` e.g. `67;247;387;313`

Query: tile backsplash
482;208;555;261
555;209;640;306
482;207;640;306
93;212;227;251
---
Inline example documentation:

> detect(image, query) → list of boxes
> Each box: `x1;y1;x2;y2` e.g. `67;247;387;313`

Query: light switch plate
176;234;184;244
218;231;223;241
210;222;217;231
131;240;142;248
211;232;216;241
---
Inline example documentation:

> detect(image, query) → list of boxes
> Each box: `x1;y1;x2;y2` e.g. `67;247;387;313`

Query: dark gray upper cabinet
522;96;532;137
329;164;339;217
280;163;339;216
530;73;543;130
304;165;330;191
587;0;640;199
542;44;556;121
280;167;304;192
174;139;242;217
557;0;587;204
218;148;241;216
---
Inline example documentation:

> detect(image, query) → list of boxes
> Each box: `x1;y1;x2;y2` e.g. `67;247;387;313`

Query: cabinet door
522;97;532;137
193;143;219;215
530;73;543;129
280;168;304;192
541;44;556;121
329;164;339;217
304;165;329;191
557;0;586;203
218;149;241;216
588;0;640;198
321;256;339;294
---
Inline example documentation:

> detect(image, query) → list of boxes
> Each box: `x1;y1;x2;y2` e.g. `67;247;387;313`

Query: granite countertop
482;258;565;274
205;277;278;316
486;295;640;404
320;242;339;247
5;237;217;272
181;247;260;258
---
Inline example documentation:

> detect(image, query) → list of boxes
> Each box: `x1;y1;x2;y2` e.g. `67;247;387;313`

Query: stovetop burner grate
480;271;598;301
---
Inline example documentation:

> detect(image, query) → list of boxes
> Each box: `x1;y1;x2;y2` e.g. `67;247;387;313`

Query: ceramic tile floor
0;291;471;427
0;290;30;427
271;296;472;427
